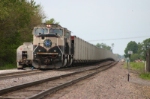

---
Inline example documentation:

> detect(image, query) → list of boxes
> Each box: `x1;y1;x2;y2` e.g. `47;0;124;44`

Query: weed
140;73;150;80
123;62;150;80
124;62;144;71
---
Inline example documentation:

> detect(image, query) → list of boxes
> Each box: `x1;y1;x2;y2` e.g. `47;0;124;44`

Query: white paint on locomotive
16;42;33;69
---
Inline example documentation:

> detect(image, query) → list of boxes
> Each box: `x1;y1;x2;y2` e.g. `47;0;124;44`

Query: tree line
96;43;113;51
0;0;45;67
0;0;61;68
124;38;150;61
0;0;118;68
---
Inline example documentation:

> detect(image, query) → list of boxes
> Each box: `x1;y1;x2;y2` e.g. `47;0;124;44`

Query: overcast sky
34;0;150;55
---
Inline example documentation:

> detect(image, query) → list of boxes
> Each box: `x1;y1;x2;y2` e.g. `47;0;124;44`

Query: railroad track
57;61;109;71
0;61;109;80
0;61;117;99
0;70;44;80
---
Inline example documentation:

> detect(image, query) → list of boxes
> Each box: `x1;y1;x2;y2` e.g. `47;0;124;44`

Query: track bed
0;61;117;99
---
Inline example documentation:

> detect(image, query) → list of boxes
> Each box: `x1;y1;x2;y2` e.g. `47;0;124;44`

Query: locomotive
17;24;118;69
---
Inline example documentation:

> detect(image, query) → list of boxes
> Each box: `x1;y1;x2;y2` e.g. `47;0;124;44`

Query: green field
140;73;150;80
129;62;144;71
124;62;150;80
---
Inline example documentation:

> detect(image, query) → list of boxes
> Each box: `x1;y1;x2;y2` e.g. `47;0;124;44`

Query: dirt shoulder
45;62;150;99
130;71;150;98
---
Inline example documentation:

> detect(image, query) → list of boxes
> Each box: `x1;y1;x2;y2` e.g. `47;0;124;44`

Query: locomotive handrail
33;45;38;54
36;53;58;55
57;38;63;55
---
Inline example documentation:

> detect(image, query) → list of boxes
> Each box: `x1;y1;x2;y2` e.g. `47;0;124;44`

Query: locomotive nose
44;58;51;64
44;39;52;48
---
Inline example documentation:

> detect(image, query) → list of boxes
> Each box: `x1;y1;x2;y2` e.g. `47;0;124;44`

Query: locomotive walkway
45;62;150;99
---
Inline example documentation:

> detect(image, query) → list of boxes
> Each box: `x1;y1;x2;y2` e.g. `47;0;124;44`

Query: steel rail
0;69;38;76
29;62;118;99
0;70;43;80
0;61;118;99
0;61;110;80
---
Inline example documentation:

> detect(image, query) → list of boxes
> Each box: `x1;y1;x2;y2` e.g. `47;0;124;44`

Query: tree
111;43;114;52
96;43;101;48
124;38;150;61
45;18;59;24
96;43;111;51
140;38;150;60
124;41;138;57
130;54;141;62
0;0;45;66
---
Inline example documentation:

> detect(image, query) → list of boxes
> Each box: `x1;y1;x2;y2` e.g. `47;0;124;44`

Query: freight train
16;24;118;69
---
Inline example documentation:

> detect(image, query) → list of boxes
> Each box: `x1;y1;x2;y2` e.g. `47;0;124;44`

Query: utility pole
146;49;150;72
127;51;132;82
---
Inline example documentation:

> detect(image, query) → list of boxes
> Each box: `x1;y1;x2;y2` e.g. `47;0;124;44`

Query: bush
0;63;16;70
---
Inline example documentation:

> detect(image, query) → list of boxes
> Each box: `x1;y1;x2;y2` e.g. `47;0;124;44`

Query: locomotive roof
34;23;71;33
36;23;62;28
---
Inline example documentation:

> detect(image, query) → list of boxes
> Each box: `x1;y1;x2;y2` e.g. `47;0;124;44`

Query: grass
129;62;145;71
124;61;150;80
0;63;16;70
124;62;144;70
140;73;150;80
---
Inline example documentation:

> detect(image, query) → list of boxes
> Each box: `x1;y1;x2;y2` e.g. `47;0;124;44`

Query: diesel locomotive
17;24;118;69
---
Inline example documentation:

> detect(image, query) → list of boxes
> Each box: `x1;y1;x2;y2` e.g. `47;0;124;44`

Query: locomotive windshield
50;29;63;36
33;28;63;36
34;28;48;35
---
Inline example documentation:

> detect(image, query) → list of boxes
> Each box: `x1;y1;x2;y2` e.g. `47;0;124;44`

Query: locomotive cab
32;24;73;69
16;42;33;69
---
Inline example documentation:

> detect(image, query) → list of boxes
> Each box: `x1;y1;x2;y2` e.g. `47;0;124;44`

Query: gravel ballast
45;62;150;99
0;70;73;90
0;62;110;90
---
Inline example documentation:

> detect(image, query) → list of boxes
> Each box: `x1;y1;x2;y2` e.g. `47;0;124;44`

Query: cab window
65;32;70;38
34;28;48;35
50;29;63;36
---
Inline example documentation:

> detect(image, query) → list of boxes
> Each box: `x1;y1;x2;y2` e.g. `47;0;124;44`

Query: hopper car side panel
73;36;117;65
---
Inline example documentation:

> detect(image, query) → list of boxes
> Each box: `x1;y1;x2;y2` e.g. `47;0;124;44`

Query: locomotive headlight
44;39;52;48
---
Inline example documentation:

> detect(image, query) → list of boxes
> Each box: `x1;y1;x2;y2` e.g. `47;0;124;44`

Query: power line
88;36;150;42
